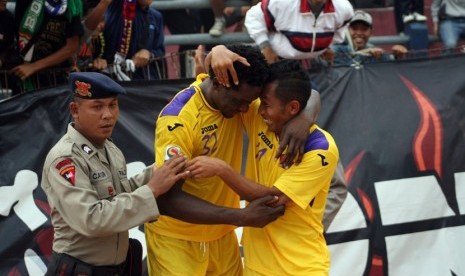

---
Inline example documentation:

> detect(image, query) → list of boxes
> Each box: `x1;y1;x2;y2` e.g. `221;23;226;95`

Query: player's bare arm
155;182;285;227
187;156;290;204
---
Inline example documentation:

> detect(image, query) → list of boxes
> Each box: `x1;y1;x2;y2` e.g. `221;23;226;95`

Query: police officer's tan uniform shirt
41;123;159;266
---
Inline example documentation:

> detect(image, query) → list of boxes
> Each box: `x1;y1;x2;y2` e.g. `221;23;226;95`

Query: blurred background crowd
0;0;464;98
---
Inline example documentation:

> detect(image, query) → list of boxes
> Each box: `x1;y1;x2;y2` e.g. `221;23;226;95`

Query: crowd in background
0;0;464;98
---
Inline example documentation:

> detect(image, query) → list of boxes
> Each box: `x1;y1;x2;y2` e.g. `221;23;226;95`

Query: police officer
41;72;189;275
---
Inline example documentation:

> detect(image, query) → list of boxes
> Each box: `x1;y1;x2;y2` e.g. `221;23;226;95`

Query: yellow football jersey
240;100;339;275
145;74;242;242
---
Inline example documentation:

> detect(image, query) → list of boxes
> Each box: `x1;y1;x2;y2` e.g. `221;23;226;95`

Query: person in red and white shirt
245;0;354;63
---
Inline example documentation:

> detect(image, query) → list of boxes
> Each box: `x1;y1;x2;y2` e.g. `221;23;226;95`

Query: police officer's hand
240;195;285;228
148;155;190;198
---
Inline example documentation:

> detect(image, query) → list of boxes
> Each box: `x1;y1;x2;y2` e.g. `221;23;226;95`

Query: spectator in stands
209;0;227;36
73;0;107;71
394;0;427;35
0;0;20;96
244;0;354;64
12;0;84;91
223;4;251;32
82;0;109;34
209;0;257;36
431;0;465;51
331;10;408;66
161;7;214;78
78;19;106;70
98;0;165;80
0;0;15;70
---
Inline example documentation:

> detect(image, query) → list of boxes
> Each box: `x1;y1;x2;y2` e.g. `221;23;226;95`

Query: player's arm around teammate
196;44;321;168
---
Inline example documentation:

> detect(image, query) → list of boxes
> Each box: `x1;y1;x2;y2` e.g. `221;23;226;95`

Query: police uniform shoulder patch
55;158;73;170
164;145;181;162
81;144;93;155
60;166;76;185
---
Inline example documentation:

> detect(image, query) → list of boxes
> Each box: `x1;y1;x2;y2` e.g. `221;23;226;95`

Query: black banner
1;55;465;275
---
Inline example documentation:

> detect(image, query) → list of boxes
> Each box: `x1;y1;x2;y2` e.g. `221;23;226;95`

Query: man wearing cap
331;10;408;65
42;71;285;275
41;72;191;275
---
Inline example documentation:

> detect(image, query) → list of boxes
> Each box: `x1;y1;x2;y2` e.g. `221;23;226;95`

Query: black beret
69;72;126;99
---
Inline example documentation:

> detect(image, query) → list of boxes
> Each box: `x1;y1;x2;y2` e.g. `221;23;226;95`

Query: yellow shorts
244;266;328;276
146;230;243;276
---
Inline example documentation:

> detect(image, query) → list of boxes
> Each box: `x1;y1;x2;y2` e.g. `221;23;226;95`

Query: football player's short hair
209;44;270;89
268;60;313;110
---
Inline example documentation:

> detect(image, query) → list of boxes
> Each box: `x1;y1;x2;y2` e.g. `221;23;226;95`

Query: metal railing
1;0;456;101
3;47;465;100
152;0;250;10
6;0;440;47
162;32;440;46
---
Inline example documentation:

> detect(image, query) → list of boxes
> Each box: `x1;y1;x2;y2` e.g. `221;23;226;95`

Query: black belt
92;262;126;276
47;252;126;276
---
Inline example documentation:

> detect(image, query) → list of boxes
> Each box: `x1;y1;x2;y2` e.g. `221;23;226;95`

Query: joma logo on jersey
201;124;218;134
258;131;273;149
167;123;183;131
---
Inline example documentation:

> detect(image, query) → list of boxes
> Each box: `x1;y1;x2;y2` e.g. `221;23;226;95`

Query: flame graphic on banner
344;150;375;222
369;255;384;276
400;76;443;179
357;187;375;223
344;151;366;186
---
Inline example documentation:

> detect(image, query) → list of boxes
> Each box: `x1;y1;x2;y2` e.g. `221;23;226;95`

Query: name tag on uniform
91;170;108;180
118;169;127;177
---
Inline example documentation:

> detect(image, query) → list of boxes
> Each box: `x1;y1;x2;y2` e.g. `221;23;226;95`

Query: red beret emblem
75;80;92;97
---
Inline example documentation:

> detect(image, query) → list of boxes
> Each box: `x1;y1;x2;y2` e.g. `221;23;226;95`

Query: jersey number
255;148;267;160
201;132;218;155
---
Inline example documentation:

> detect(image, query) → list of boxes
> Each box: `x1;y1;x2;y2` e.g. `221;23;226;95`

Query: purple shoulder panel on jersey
160;87;196;116
304;129;330;153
